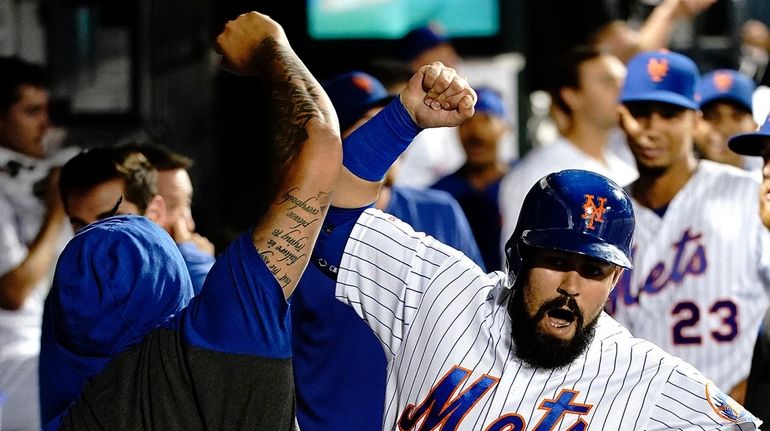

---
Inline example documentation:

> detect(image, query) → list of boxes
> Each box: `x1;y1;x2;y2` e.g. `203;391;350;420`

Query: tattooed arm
215;12;341;299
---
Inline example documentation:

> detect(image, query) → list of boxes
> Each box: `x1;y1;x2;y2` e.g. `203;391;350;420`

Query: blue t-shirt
172;231;291;358
432;170;505;271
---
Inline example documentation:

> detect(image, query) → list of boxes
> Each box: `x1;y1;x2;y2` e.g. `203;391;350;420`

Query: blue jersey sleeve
173;232;291;358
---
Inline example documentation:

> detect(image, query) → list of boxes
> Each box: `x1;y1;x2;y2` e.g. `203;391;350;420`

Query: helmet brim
521;229;633;269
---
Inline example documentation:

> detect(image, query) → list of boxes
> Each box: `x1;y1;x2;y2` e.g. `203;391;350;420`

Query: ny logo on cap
713;71;734;92
352;75;374;94
582;194;607;230
647;58;669;83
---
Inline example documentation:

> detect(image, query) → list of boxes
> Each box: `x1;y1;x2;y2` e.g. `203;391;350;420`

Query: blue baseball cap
474;87;507;119
322;71;393;132
620;50;699;110
401;25;449;62
696;69;755;113
728;113;770;156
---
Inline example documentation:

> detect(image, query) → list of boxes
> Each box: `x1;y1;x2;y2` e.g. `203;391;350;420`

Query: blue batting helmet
504;170;635;282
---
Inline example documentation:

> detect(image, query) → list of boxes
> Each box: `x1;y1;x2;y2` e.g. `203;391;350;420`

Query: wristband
342;97;422;181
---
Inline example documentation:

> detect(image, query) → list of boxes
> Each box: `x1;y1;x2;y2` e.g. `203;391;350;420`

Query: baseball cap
474;87;508;119
401;25;449;62
322;71;393;132
696;69;755;113
728;113;770;156
620;50;699;110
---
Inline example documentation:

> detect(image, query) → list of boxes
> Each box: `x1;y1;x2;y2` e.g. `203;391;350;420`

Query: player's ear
609;267;624;290
560;87;580;112
144;195;168;227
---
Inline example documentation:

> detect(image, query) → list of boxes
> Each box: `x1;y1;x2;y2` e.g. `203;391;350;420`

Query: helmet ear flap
504;239;532;290
503;233;519;289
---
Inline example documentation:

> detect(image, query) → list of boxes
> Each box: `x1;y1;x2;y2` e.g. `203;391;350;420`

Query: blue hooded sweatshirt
39;216;194;429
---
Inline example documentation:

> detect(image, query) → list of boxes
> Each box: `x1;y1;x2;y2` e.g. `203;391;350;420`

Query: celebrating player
42;11;339;429
610;50;770;404
310;65;761;429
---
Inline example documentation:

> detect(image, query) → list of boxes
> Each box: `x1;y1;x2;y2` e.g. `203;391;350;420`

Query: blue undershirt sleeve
311;205;370;280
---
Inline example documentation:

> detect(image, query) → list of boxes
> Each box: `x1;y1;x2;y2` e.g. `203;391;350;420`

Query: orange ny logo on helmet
647;58;669;83
713;72;734;92
582;194;607;230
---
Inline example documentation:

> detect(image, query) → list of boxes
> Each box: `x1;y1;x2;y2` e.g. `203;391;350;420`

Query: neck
633;155;698;209
564;119;611;162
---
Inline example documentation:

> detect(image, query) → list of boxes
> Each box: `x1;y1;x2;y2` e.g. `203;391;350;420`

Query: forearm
255;37;338;156
637;0;714;52
249;32;341;298
637;0;679;51
0;214;65;310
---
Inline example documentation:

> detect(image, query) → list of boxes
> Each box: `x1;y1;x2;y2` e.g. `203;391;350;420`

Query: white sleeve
643;364;762;430
0;191;27;276
335;208;466;359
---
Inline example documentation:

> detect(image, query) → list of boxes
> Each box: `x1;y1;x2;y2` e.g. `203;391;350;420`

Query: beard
509;284;600;370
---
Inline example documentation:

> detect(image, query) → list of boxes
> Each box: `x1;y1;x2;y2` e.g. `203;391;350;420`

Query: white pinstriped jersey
609;161;770;394
336;208;761;431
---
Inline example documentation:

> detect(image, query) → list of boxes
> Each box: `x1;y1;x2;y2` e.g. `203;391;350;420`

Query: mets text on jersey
397;365;592;431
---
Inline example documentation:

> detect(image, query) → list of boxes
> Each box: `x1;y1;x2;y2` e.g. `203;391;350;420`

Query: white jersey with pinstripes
335;208;761;431
609;160;770;394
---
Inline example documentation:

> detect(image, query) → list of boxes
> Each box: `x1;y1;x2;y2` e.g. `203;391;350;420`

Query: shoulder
354;208;460;253
695;160;760;199
392;186;462;210
594;314;679;361
698;160;758;184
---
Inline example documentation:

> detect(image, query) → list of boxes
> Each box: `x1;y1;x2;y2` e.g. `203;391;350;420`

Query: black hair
549;46;605;116
60;147;158;213
0;56;49;114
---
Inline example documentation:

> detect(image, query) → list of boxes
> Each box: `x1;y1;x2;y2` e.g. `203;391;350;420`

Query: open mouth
546;308;576;328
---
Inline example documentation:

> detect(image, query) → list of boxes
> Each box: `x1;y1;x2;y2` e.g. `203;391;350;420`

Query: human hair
0;56;49;114
60;146;158;213
119;141;193;171
549;46;605;116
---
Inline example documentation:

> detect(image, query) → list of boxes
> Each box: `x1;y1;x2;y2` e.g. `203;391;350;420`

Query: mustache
531;295;582;324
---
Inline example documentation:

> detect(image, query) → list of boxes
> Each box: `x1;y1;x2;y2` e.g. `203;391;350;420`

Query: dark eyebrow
96;195;123;221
